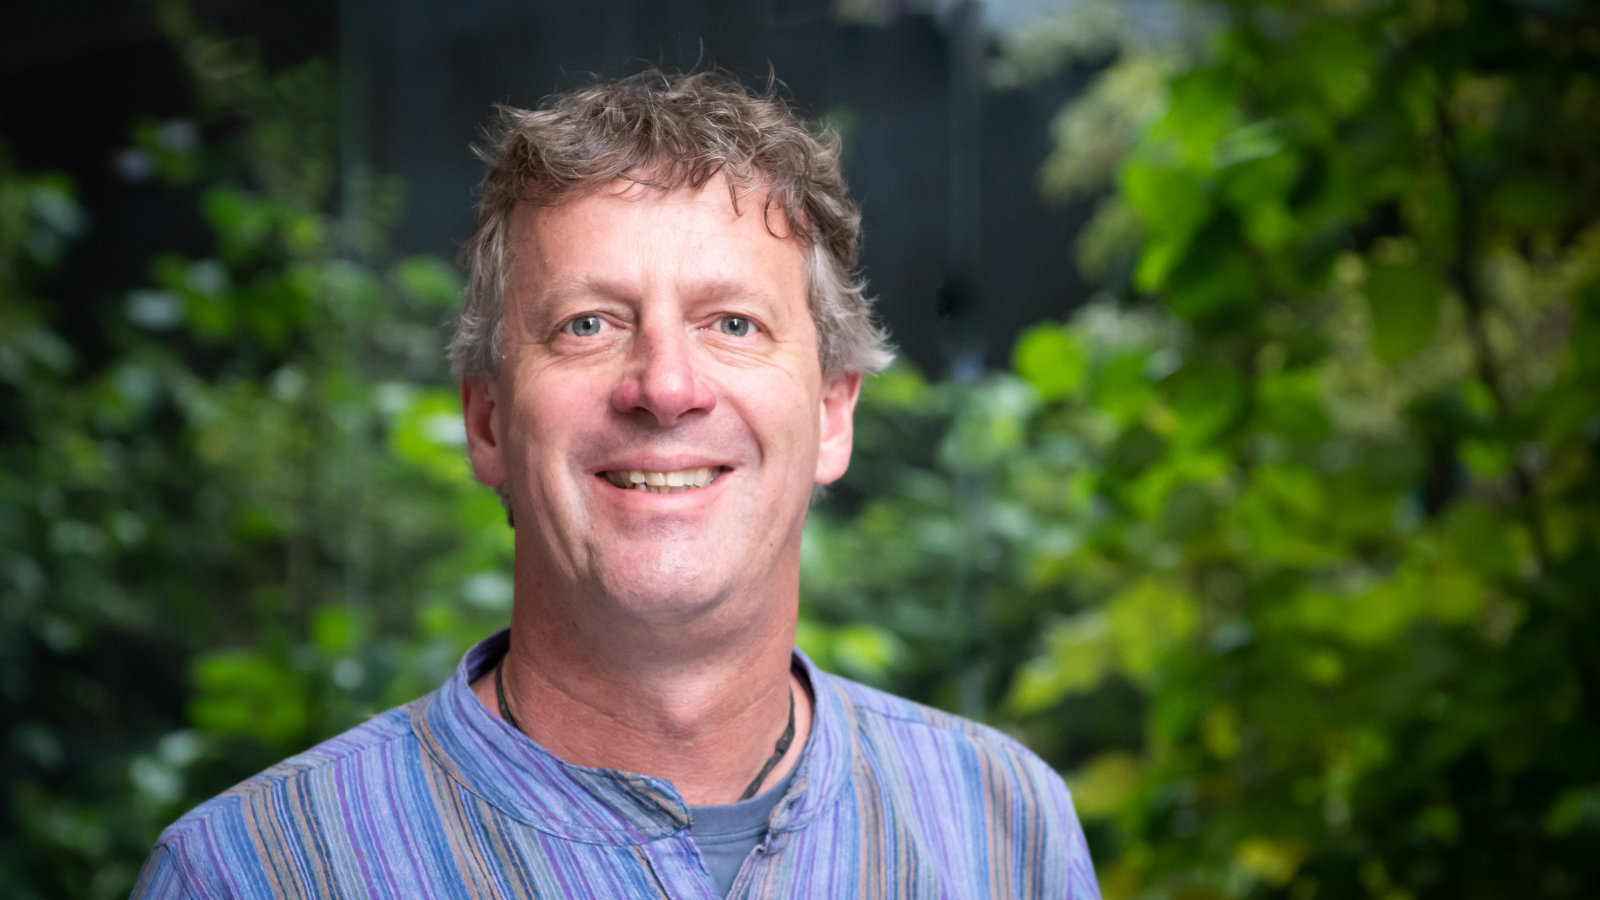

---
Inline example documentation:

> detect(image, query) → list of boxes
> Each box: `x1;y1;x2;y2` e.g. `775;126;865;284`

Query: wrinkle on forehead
509;181;804;293
514;174;799;246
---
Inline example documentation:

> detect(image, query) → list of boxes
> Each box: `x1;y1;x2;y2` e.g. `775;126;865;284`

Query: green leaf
1006;613;1115;714
1294;19;1374;114
1256;370;1331;444
1233;836;1310;888
1169;362;1244;446
1093;350;1158;424
1213;119;1289;168
1160;215;1257;323
1107;579;1197;679
202;186;278;261
1161;71;1237;167
860;361;932;412
1108;423;1166;478
1223;150;1302;250
390;389;474;484
1442;501;1517;577
1124;161;1208;289
310;605;364;654
1365;260;1442;362
1162;481;1219;542
1012;324;1087;400
831;623;905;682
1065;752;1143;819
1545;786;1600;836
188;650;308;748
392;256;463;308
1490;173;1573;232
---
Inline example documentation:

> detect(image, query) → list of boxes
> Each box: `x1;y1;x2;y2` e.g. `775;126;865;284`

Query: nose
610;318;717;426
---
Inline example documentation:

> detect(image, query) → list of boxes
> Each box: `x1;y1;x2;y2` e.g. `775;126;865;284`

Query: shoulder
819;670;1072;805
815;672;1101;897
134;703;423;899
187;701;419;816
824;670;1000;738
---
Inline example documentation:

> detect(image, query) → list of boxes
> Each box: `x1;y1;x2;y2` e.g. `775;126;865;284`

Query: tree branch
1432;99;1550;570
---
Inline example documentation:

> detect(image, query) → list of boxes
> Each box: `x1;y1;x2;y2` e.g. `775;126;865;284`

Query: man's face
463;176;860;624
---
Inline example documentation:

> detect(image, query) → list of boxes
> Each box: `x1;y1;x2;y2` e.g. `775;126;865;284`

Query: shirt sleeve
130;842;199;900
1020;749;1103;900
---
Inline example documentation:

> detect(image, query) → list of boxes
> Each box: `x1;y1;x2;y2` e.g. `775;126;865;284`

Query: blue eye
718;316;751;337
566;316;603;337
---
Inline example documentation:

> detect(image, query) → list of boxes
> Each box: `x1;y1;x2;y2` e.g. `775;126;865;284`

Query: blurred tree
0;4;508;897
806;0;1600;898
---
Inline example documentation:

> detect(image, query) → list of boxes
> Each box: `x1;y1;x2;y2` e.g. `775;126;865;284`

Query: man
133;71;1100;900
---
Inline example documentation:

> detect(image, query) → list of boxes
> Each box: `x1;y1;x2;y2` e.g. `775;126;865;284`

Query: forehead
506;178;806;293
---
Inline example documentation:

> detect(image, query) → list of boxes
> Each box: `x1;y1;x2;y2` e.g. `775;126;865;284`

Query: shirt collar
410;629;853;845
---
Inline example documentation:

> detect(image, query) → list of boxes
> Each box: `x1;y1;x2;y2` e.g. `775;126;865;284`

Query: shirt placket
724;825;791;900
629;832;726;900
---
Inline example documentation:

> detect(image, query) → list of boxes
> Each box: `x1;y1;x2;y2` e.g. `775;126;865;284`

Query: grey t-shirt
687;762;799;899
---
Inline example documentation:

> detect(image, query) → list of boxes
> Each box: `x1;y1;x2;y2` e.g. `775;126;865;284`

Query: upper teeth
604;467;718;493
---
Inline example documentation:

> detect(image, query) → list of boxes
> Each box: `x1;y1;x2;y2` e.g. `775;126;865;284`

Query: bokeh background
3;0;1599;897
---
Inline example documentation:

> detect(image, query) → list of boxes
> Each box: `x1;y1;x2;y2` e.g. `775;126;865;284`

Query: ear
461;376;507;489
814;372;862;486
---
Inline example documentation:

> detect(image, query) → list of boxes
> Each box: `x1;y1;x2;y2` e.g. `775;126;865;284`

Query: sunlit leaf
1233;836;1309;888
188;651;309;748
1066;751;1143;819
1013;323;1087;400
1107;579;1197;679
1006;613;1114;714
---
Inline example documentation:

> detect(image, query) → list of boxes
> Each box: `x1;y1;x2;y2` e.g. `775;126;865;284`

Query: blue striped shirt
132;631;1100;899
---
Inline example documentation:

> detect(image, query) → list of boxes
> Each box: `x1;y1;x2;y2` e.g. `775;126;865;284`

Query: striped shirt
132;631;1100;899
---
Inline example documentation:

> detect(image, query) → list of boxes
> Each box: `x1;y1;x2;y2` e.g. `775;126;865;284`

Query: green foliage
0;9;505;898
806;1;1600;898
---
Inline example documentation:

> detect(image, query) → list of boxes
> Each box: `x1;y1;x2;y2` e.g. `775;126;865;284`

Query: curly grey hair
449;70;894;381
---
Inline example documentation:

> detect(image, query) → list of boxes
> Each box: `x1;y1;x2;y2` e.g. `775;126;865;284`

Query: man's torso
132;637;1100;900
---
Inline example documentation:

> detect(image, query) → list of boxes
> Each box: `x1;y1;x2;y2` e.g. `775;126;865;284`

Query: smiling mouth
601;467;723;494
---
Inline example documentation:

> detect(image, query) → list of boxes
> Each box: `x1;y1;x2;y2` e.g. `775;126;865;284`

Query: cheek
731;377;822;466
509;372;598;465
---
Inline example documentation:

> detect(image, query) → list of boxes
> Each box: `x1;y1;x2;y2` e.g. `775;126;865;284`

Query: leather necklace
494;655;797;801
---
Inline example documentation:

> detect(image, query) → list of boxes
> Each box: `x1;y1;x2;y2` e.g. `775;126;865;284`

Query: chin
592;557;735;625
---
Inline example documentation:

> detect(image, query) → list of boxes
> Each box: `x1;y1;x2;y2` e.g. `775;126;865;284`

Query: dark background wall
2;0;1097;373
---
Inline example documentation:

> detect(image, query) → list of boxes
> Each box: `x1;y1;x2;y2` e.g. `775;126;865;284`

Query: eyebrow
536;276;785;312
684;278;785;309
535;276;629;304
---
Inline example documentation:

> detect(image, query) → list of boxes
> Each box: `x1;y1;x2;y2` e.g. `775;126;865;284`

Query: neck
469;568;812;806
